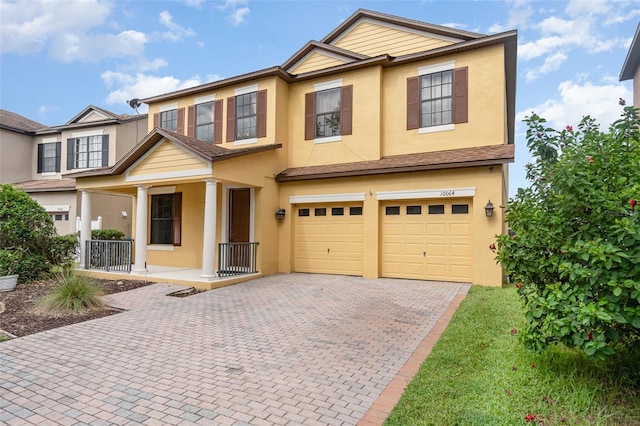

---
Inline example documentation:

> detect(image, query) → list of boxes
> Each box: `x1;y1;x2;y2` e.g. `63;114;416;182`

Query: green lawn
385;286;640;426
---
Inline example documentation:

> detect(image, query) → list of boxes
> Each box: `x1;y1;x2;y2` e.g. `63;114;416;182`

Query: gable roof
276;144;514;182
321;9;484;45
620;22;640;81
47;105;146;132
0;110;50;134
67;128;282;179
282;40;370;72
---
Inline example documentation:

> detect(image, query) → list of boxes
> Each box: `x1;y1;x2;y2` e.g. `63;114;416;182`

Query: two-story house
0;106;146;235
72;9;516;286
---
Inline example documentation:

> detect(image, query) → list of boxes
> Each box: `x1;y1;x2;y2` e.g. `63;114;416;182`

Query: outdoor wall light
484;200;495;217
275;208;286;221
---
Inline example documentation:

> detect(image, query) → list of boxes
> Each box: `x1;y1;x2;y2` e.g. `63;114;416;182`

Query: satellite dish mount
127;98;141;115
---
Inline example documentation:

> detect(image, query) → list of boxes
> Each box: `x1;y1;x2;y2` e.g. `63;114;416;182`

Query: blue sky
1;0;638;194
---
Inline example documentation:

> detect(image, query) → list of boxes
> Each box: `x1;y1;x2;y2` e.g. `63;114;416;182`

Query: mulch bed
0;278;152;338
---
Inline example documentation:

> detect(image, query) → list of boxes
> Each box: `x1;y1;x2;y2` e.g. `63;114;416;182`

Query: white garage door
295;203;364;276
381;199;472;282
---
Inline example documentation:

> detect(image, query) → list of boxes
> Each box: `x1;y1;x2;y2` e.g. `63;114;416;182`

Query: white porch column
201;179;218;278
79;190;92;269
133;185;149;273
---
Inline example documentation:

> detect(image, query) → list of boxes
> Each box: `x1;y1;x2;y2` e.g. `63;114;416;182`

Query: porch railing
86;240;132;272
217;242;259;278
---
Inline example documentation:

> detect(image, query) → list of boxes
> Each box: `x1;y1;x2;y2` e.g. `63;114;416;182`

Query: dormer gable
65;105;120;126
283;41;369;75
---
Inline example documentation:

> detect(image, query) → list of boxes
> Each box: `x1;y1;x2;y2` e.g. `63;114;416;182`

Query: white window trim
43;205;70;213
376;187;476;200
419;124;455;134
314;135;342;144
40;172;58;177
313;79;343;92
234;138;258;146
42;137;58;143
234;84;259;96
71;129;104;138
418;60;455;76
194;94;216;104
289;193;366;204
159;103;179;113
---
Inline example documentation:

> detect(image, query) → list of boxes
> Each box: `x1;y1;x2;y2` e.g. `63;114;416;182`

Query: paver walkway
0;273;470;425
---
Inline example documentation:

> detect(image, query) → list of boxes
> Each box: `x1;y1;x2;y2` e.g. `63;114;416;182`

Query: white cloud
102;71;204;107
217;0;250;26
159;10;195;42
179;0;205;8
37;104;58;117
0;0;149;62
228;7;250;26
488;0;533;33
516;79;633;130
525;51;568;81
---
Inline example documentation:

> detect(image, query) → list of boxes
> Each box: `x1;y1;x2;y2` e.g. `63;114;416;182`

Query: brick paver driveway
0;273;470;425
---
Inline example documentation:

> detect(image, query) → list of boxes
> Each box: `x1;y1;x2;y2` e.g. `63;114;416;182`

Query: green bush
37;274;104;313
91;229;125;240
0;184;58;282
0;249;21;276
495;106;640;360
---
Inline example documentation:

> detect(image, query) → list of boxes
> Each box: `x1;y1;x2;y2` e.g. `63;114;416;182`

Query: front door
228;188;250;266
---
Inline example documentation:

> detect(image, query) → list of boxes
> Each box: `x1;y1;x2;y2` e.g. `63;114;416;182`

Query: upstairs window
188;100;223;144
37;142;61;173
407;64;467;132
420;70;452;127
153;106;185;134
305;83;352;141
226;88;267;143
67;135;108;170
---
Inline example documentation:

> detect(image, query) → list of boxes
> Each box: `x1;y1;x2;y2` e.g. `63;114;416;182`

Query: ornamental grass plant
37;273;104;314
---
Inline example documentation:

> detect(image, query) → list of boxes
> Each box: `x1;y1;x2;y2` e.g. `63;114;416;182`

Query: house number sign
440;190;455;197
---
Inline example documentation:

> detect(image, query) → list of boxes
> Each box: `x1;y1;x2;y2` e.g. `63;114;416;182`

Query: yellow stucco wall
332;20;455;57
128;141;209;177
382;45;507;156
287;66;383;167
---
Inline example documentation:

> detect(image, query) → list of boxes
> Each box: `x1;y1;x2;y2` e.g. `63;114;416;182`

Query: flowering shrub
495;106;640;359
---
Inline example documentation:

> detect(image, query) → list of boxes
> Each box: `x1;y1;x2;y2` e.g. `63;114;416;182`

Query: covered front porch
70;128;283;288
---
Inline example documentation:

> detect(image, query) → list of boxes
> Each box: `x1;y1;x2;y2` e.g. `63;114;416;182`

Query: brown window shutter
55;142;61;172
187;105;195;137
341;85;353;135
226;97;236;142
407;76;420;130
176;108;185;134
304;92;316;140
453;67;468;124
37;144;43;173
153;113;160;128
256;90;267;138
173;192;182;246
214;99;223;144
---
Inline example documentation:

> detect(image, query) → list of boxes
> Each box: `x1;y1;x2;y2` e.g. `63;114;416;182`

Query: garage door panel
381;199;472;282
295;203;363;276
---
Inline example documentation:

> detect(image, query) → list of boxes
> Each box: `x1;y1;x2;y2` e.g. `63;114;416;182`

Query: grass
37;274;105;314
385;286;640;426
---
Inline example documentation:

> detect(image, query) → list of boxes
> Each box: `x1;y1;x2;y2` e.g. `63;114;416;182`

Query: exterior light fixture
275;208;286;221
484;200;495;217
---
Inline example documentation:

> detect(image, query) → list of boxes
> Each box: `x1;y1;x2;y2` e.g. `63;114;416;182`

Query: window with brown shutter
153;113;160;128
214;99;223;144
407;67;468;130
176;108;185;134
150;192;182;246
304;84;353;139
227;90;266;142
187;105;195;137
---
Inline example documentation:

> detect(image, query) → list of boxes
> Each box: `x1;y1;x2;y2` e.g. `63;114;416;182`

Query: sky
1;0;639;195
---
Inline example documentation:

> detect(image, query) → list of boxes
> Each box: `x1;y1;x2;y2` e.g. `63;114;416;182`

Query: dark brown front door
229;188;250;267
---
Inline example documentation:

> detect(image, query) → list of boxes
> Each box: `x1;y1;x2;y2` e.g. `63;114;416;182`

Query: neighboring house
72;9;516;286
620;22;640;107
0;106;147;236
